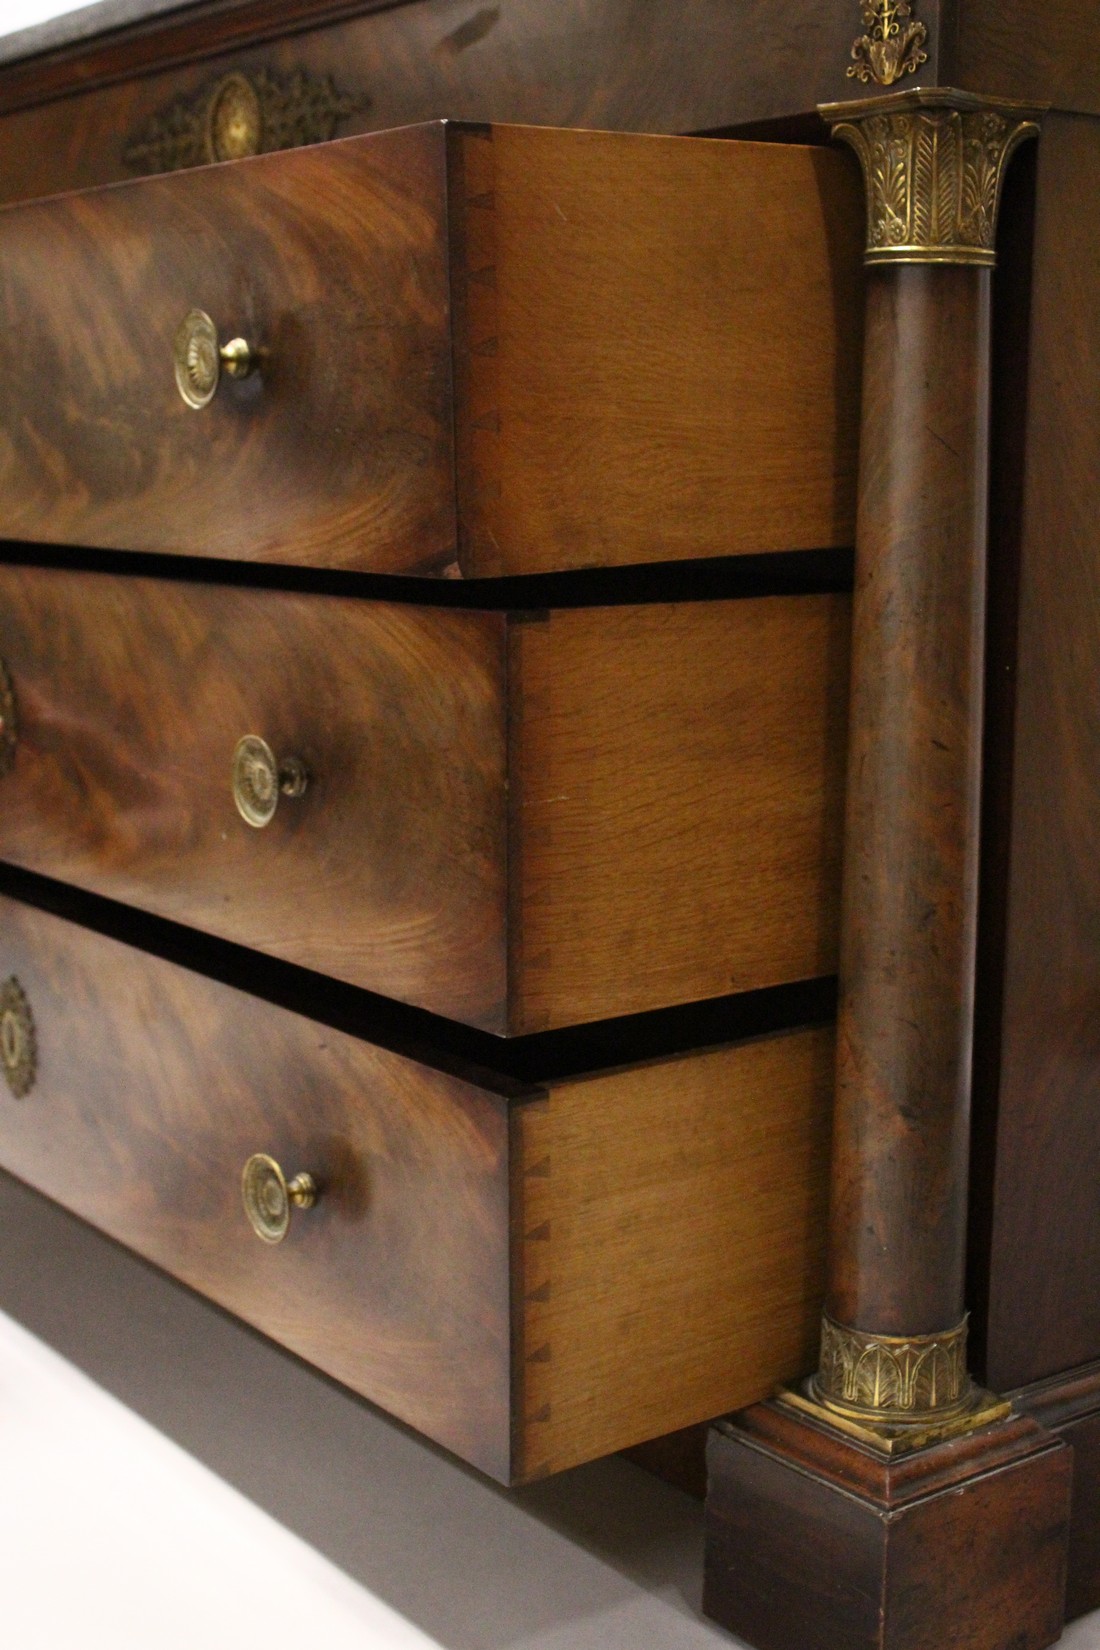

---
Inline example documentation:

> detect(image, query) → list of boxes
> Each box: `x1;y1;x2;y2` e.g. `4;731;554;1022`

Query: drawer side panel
513;1028;833;1479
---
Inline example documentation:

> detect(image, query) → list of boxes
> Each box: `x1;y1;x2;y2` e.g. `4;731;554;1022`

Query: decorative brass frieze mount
820;89;1043;268
848;0;928;88
123;67;369;175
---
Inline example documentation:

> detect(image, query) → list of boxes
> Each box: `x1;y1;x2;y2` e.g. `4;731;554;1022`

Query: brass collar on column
819;88;1044;267
779;1314;1011;1456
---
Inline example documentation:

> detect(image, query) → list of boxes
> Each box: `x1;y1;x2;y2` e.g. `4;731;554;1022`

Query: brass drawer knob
174;308;256;409
242;1153;317;1244
0;657;17;777
232;734;308;828
0;976;36;1099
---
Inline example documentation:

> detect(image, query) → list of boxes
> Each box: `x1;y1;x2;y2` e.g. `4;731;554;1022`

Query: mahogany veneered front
0;566;848;1031
0;121;863;575
0;122;456;574
0;891;513;1478
0;565;509;1029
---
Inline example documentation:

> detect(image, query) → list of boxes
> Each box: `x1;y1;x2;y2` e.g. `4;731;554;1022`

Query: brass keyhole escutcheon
0;658;17;778
0;977;36;1099
174;309;256;409
232;735;309;828
242;1153;317;1244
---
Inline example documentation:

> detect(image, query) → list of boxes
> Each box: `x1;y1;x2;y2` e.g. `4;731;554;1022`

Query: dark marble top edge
0;0;195;68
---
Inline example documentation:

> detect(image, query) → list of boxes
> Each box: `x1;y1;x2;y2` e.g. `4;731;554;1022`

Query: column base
703;1398;1071;1650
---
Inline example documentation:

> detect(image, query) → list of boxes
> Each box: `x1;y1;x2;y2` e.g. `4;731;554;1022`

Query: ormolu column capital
818;88;1042;267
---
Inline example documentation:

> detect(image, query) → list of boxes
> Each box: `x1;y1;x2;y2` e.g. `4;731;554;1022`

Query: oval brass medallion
0;977;36;1098
206;73;263;162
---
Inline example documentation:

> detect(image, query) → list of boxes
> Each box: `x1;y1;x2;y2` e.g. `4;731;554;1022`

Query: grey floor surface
1;1170;1099;1650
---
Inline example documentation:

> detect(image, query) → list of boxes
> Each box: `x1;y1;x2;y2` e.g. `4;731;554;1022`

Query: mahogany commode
0;110;854;1503
0;5;1097;1650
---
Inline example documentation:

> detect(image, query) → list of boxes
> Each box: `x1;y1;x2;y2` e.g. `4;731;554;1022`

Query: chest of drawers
7;5;1100;1650
0;105;854;1497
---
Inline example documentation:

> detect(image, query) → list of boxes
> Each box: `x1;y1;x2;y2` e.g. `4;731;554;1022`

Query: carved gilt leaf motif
817;1315;968;1415
911;116;935;244
830;104;1040;266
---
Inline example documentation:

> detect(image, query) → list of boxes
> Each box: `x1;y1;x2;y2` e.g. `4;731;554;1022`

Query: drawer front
0;124;455;573
0;895;512;1479
0;566;508;1030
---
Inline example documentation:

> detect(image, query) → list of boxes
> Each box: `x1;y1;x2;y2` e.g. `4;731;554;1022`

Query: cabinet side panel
984;114;1100;1387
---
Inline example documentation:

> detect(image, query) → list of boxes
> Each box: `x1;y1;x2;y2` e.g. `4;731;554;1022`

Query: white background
1;0;104;34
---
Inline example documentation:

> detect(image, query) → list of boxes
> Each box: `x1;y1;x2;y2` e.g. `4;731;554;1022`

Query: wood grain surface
0;892;514;1479
0;565;509;1029
449;124;864;574
0;567;848;1033
1014;1360;1100;1621
829;264;991;1337
509;596;849;1031
0;122;457;573
978;115;1100;1390
954;0;1100;114
512;1027;834;1479
0;894;836;1482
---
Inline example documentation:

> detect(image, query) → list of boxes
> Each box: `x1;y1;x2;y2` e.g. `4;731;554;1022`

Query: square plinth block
704;1399;1071;1650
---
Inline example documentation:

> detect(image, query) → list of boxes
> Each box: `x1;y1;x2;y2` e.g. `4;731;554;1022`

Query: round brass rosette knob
174;308;256;409
242;1153;317;1244
0;976;36;1099
232;734;309;828
0;658;17;778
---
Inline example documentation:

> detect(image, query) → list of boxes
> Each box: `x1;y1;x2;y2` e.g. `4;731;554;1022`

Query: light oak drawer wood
0;122;863;576
0;566;848;1032
0;895;832;1481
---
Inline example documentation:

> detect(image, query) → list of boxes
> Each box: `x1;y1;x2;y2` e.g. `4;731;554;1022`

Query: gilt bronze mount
775;1313;1012;1457
232;736;309;829
123;66;368;174
848;0;929;88
0;976;36;1100
821;89;1043;266
242;1153;318;1244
